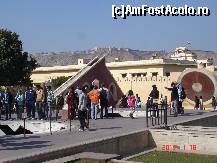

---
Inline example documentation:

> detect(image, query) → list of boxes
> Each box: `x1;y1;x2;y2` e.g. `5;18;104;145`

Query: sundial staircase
53;56;99;97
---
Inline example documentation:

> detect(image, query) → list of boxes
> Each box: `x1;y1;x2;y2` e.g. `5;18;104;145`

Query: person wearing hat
149;85;160;117
167;82;179;117
149;85;159;100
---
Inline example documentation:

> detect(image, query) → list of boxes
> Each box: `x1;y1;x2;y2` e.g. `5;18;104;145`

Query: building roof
33;58;197;72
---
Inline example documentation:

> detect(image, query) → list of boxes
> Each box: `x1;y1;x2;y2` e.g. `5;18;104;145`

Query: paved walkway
0;109;217;162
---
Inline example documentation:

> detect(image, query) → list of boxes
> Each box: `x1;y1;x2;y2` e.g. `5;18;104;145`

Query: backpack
100;89;107;101
57;96;64;107
180;87;186;99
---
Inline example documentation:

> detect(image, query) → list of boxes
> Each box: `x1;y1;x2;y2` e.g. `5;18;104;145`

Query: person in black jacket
170;82;179;117
99;83;109;119
3;87;13;120
149;85;159;99
149;85;159;117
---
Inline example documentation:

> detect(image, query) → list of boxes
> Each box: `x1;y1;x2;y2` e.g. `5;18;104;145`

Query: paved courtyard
0;109;217;162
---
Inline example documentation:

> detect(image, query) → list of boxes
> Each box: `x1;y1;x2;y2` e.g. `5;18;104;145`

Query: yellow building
31;47;217;108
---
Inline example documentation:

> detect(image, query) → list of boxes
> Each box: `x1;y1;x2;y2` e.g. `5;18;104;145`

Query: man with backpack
166;82;186;117
177;83;186;114
99;83;109;119
55;94;64;120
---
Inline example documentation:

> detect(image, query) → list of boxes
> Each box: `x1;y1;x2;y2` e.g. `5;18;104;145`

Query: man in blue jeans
171;82;179;117
3;88;13;120
25;86;36;120
165;82;179;117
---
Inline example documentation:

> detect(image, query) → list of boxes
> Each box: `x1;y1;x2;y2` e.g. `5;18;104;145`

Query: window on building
131;73;136;77
137;73;141;77
122;73;127;78
142;73;147;76
165;72;170;77
152;72;158;77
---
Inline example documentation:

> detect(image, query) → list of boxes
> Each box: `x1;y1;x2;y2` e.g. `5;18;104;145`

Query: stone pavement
0;109;217;162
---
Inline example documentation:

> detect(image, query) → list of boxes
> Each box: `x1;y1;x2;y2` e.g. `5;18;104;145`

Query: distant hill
30;47;217;67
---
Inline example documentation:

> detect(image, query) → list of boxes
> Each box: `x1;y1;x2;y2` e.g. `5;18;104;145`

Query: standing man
87;85;100;120
170;82;179;117
25;85;36;120
212;96;216;111
15;89;25;120
42;84;48;120
149;85;159;102
99;83;109;119
47;86;55;119
3;87;13;120
78;86;88;131
149;85;159;117
36;85;44;120
0;89;3;119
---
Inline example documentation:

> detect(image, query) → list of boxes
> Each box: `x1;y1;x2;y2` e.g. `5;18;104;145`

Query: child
199;96;204;110
146;97;151;110
136;97;142;108
212;96;216;111
194;96;199;110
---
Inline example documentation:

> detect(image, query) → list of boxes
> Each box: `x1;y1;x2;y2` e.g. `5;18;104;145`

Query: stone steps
44;152;120;163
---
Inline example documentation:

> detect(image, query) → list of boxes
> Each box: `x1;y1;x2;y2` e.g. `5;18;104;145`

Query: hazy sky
0;0;216;53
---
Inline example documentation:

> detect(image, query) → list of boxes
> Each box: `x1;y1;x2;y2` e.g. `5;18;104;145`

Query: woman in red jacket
67;87;76;120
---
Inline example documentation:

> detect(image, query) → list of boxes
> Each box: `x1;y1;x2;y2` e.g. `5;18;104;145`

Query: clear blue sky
0;0;216;53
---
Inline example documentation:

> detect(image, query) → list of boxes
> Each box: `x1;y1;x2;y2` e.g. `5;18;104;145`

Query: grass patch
129;151;217;163
72;159;113;163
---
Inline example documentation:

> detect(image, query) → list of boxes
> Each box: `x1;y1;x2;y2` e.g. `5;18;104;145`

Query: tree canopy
0;28;37;86
51;76;71;89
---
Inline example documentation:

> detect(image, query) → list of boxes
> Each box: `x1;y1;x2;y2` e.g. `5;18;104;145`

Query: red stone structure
178;68;216;103
56;56;124;119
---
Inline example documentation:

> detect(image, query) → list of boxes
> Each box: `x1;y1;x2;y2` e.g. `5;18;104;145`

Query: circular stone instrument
178;68;217;104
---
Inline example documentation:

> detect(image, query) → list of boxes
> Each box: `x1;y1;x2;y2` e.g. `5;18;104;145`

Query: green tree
0;28;37;86
51;76;71;88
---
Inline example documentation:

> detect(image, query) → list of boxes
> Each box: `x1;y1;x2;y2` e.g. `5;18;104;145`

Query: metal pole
49;103;52;135
160;105;163;124
157;105;160;125
69;112;72;132
164;103;168;128
23;117;26;138
146;105;148;128
87;109;89;128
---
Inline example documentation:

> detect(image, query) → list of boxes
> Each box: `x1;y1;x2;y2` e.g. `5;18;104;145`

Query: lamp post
23;116;26;138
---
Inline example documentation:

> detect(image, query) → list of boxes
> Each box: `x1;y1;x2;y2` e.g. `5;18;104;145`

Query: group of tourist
0;85;55;121
0;83;110;131
121;82;186;118
135;82;186;117
194;96;205;110
65;84;109;131
1;80;217;131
